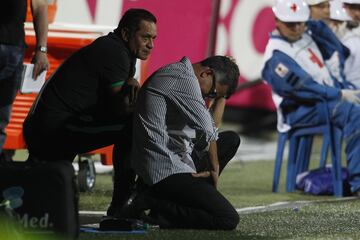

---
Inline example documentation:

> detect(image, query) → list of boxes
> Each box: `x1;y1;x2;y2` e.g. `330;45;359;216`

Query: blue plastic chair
272;124;343;197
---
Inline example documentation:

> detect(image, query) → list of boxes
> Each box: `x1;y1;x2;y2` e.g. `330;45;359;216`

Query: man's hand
192;170;219;189
31;51;49;79
210;170;219;189
124;78;140;105
31;0;49;79
192;171;210;178
341;89;360;104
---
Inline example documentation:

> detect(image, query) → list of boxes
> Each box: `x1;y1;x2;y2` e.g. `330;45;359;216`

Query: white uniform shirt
263;31;336;132
342;29;360;88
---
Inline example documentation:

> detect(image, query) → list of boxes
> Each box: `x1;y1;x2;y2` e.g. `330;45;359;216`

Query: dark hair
200;56;240;98
114;8;157;36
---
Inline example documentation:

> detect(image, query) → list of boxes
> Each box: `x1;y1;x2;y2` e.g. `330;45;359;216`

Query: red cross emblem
290;3;298;12
308;49;324;68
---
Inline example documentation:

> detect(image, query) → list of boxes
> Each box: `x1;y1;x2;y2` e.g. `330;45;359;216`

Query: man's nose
147;39;154;49
292;23;302;31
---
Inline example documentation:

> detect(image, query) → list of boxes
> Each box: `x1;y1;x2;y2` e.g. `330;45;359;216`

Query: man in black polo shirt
23;8;157;215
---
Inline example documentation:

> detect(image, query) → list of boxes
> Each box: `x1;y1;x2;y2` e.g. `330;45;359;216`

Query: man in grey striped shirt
129;56;240;230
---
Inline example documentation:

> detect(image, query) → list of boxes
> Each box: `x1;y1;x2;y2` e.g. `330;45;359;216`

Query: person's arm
208;140;219;188
209;97;226;128
262;50;342;101
109;77;140;116
170;75;220;186
192;139;219;188
102;43;140;118
203;98;227;188
31;0;49;79
262;51;360;104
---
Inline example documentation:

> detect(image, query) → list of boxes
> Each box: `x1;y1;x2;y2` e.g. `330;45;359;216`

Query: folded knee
220;131;241;148
215;212;239;230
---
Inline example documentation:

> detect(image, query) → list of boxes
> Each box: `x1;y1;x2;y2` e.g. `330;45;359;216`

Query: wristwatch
36;46;47;53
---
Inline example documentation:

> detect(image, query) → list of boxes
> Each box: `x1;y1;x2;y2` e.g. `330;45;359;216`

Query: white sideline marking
236;197;358;215
232;136;280;162
80;210;106;216
79;197;358;218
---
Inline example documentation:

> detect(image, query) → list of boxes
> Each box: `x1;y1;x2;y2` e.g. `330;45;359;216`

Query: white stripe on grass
79;196;358;218
236;196;358;215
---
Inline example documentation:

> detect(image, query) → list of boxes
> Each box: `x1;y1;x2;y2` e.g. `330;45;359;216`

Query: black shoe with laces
118;190;151;219
107;188;152;219
107;176;151;218
106;203;120;217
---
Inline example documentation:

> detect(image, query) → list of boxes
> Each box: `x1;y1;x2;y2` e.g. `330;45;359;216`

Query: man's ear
200;67;212;79
121;28;129;42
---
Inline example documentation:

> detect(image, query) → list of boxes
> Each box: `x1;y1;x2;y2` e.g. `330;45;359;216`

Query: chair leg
329;128;343;197
273;133;287;192
286;136;299;192
320;135;329;168
296;136;313;175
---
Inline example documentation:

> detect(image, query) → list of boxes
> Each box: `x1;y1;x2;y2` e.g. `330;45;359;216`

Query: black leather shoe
107;177;151;218
118;191;150;219
106;204;119;217
108;189;151;219
106;189;137;217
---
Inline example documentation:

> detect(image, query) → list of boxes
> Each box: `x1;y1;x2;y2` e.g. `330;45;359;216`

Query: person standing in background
343;0;360;23
262;0;360;196
0;0;49;162
306;0;331;23
328;0;360;88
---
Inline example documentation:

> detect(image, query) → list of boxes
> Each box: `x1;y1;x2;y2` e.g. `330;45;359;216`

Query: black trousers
23;114;135;208
146;131;241;230
23;115;132;161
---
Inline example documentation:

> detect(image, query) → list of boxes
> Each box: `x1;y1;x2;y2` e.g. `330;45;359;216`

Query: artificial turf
7;140;360;239
78;160;360;240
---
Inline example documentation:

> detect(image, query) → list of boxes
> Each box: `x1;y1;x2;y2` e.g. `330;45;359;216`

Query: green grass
78;160;360;240
10;142;358;239
79;161;333;211
239;201;360;240
218;161;333;208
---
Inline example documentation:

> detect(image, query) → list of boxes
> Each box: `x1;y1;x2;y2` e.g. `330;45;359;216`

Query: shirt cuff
325;87;341;100
111;81;125;88
208;127;219;142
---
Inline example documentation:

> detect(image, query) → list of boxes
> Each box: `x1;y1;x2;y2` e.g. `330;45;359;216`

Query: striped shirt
131;57;218;185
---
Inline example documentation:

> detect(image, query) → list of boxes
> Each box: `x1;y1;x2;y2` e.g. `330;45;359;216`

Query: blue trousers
0;44;24;154
329;100;360;193
287;99;360;193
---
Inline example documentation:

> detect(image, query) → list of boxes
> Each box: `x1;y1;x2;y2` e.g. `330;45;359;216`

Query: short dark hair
200;56;240;98
114;8;157;36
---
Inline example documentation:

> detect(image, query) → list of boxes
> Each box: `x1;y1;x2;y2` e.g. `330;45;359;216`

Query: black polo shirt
31;32;136;130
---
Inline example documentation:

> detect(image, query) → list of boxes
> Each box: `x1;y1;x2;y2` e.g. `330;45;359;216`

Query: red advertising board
38;0;278;111
215;0;276;111
122;0;277;111
122;0;217;78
